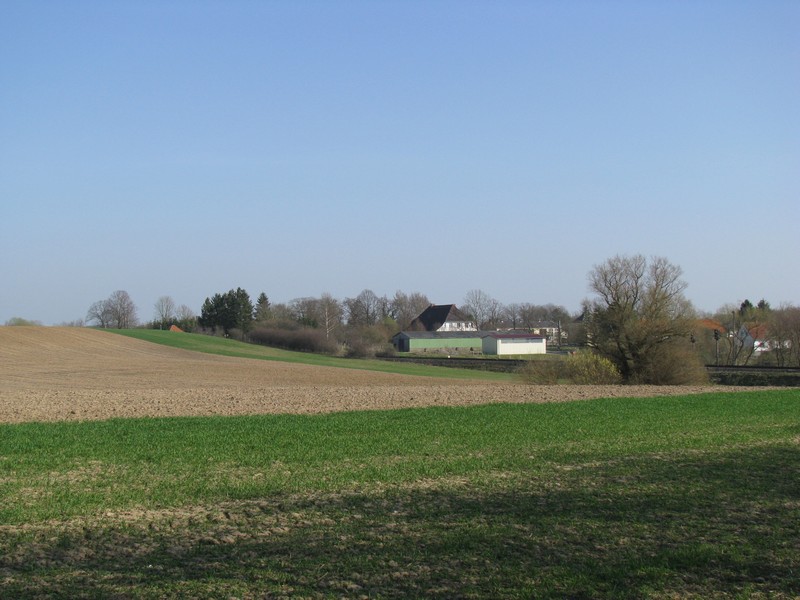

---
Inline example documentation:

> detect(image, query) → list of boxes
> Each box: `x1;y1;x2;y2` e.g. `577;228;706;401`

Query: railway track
705;365;800;386
381;356;800;385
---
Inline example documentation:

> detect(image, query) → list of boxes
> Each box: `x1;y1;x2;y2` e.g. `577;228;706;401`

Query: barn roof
482;333;545;340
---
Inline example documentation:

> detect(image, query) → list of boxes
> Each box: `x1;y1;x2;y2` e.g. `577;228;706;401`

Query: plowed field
1;327;737;423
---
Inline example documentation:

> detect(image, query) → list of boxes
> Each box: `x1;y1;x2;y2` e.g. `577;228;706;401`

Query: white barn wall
482;336;546;355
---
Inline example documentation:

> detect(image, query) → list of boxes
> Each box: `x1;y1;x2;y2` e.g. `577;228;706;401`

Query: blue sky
2;1;798;325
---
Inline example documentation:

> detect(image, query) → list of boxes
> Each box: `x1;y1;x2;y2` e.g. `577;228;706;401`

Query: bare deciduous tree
281;294;343;338
344;289;389;326
390;291;431;330
154;296;176;329
176;304;196;331
107;290;138;328
268;302;295;324
768;304;800;367
87;290;138;329
502;303;522;329
462;289;502;329
586;255;697;382
317;293;343;339
86;300;112;328
290;297;320;327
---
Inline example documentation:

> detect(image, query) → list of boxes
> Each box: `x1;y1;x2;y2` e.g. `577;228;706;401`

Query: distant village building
528;320;566;344
392;304;547;355
392;304;480;353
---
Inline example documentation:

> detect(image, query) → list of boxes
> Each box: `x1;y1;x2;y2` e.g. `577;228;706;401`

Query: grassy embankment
110;328;517;381
1;389;798;598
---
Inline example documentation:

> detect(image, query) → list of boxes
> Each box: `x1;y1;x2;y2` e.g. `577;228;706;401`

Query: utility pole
557;320;562;351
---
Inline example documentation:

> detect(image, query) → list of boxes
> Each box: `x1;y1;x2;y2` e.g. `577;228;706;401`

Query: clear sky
2;1;798;325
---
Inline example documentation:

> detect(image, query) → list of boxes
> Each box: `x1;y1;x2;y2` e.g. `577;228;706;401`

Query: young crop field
0;327;798;598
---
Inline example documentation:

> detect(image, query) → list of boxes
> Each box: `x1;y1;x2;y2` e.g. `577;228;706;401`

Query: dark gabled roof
408;304;473;332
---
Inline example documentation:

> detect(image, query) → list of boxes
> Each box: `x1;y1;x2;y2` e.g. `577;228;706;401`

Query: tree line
79;254;800;375
190;287;578;354
194;289;574;334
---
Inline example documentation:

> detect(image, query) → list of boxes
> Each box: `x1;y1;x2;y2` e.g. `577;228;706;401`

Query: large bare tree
86;300;112;328
153;296;176;329
286;294;343;338
585;255;695;382
768;304;800;367
107;290;138;328
344;289;389;326
462;289;502;329
87;290;138;329
390;291;431;330
175;304;196;331
517;303;572;329
290;297;320;327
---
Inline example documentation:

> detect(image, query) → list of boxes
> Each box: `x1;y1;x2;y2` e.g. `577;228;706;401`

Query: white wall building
482;333;546;356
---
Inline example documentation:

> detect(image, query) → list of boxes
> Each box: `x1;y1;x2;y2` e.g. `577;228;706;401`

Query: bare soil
0;327;751;424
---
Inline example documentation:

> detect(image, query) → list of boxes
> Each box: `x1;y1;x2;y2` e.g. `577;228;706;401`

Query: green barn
391;331;484;353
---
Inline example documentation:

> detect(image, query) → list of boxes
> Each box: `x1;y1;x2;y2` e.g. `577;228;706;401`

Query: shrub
563;351;622;384
630;339;709;385
4;317;43;326
519;352;622;385
342;325;393;359
375;344;396;358
344;339;372;358
249;327;339;354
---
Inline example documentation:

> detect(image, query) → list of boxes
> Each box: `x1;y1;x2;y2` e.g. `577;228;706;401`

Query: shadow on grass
2;444;798;599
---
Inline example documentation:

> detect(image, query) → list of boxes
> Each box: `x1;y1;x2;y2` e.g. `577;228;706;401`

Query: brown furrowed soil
1;327;745;424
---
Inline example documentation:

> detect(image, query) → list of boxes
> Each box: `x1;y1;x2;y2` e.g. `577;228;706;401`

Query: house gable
408;304;477;332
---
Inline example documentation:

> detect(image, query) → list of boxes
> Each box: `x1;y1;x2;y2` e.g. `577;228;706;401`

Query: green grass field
111;328;516;381
1;389;798;598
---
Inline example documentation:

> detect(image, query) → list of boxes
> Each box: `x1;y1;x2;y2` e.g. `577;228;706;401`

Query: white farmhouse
407;304;477;332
